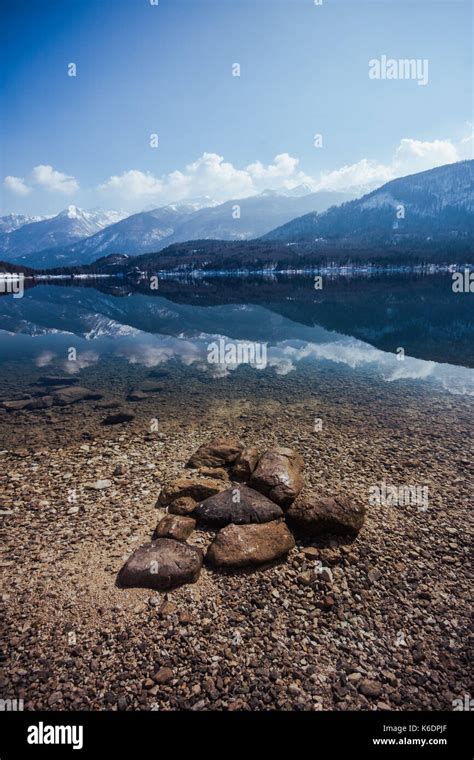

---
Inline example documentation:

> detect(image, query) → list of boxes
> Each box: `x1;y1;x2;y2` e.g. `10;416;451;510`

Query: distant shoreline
3;261;473;282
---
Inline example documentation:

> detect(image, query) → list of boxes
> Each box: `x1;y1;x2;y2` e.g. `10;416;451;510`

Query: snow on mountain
159;189;354;247
83;314;141;340
51;202;217;265
279;183;315;197
165;196;220;212
262;160;474;244
3;191;353;267
54;206;129;234
0;213;52;234
0;206;129;261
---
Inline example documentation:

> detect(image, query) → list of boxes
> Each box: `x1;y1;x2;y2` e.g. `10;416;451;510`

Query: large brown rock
232;446;260;482
157;477;225;506
51;386;103;406
206;521;295;568
153;514;196;541
187;437;244;469
1;399;31;411
2;391;81;411
25;395;54;410
286;494;366;536
195;485;283;527
117;538;202;590
249;447;304;507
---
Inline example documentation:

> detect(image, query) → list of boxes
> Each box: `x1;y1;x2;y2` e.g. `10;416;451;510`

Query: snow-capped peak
258;183;315;199
0;213;53;234
165;196;220;212
60;204;83;219
281;183;315;197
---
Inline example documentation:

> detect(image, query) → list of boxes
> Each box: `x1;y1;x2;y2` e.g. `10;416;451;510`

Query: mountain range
263;160;473;245
0;161;472;270
0;188;353;268
0;206;129;262
0;213;53;234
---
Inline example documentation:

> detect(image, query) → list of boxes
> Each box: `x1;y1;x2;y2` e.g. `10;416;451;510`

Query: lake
0;271;472;406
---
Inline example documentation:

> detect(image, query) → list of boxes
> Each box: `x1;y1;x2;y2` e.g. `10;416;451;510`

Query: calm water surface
0;272;472;397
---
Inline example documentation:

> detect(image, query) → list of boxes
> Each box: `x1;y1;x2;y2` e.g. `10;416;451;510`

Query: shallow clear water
0;272;473;397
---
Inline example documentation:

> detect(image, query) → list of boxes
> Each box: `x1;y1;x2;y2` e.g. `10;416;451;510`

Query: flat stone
359;679;382;698
187;437;244;469
194;485;283;528
157;477;225;507
249;447;304;507
85;479;112;490
348;672;362;683
368;567;382;583
167;496;198;516
126;390;150;401
36;376;77;386
117;538;203;591
153;514;196;541
51;386;103;406
102;412;135;425
1;395;56;411
197;467;230;481
157;601;177;617
206;520;295;568
286;494;366;536
24;396;54;410
298;570;317;586
232;446;260;482
1;399;32;411
153;667;173;684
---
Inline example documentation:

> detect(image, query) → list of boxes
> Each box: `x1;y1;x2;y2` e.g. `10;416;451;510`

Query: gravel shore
1;360;472;711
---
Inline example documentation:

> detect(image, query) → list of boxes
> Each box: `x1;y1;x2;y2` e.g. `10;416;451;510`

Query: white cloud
4;126;471;211
35;350;56;367
315;132;471;193
31;164;79;194
98;132;471;207
62;350;99;374
314;159;394;193
393;138;459;174
246;153;313;189
172;152;254;198
4;175;32;196
114;330;473;397
97;151;313;207
3;165;79;199
97;169;163;198
98;152;254;204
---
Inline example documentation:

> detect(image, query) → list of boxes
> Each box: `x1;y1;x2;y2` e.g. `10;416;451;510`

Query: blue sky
1;0;472;215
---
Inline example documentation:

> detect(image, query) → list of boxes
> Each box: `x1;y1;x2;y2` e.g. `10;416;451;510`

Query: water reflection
0;273;472;396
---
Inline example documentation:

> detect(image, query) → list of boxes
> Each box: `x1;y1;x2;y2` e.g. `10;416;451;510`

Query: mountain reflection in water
0;272;472;396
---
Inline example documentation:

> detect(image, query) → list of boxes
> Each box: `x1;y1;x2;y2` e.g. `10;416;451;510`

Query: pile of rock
118;437;367;591
1;377;103;411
